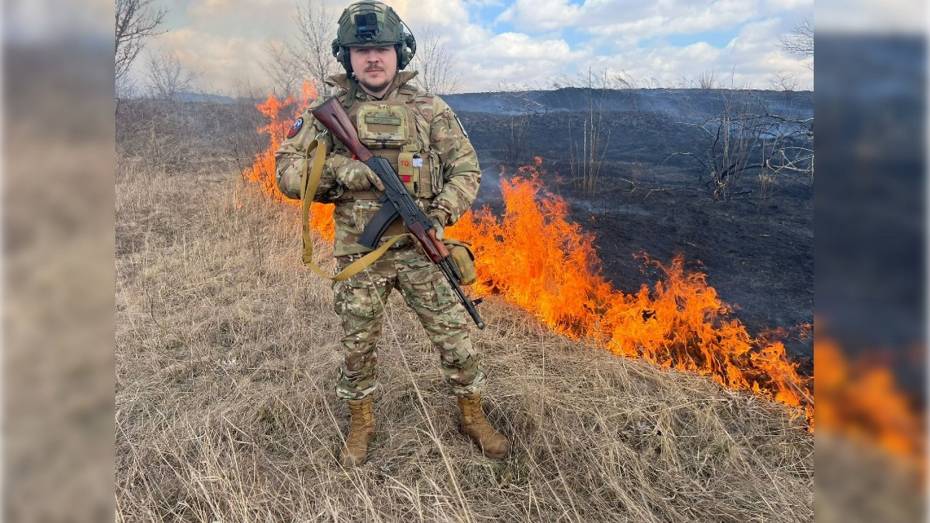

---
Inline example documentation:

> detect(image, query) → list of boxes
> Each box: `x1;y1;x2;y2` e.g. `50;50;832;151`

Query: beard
359;78;391;92
358;76;392;93
355;66;394;94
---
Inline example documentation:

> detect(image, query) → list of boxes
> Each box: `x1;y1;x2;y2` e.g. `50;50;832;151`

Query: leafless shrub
146;50;195;101
115;0;167;91
552;69;637;90
671;94;814;200
605;70;638;90
697;71;718;90
770;72;799;93
782;19;814;58
568;69;611;196
507;112;531;165
548;68;636;195
410;26;460;95
757;171;777;200
261;41;302;99
495;86;547;165
760;112;815;182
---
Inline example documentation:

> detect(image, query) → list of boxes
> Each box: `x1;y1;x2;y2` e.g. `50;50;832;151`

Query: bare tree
410;26;460;94
147;51;195;101
115;0;167;87
290;0;339;97
262;41;301;99
770;72;799;93
782;19;814;58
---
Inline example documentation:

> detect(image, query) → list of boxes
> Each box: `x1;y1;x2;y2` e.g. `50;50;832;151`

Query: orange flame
448;159;811;421
244;99;812;423
242;82;334;240
816;337;924;466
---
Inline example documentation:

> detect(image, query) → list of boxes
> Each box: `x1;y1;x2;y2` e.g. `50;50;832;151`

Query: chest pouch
354;102;433;198
357;103;409;148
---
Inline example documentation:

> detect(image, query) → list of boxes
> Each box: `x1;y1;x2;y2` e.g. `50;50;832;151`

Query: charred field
449;87;814;368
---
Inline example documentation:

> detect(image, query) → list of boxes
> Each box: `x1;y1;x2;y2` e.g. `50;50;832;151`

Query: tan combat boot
340;397;375;467
457;393;510;459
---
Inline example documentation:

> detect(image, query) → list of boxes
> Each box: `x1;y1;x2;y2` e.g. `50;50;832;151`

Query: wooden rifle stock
311;98;372;162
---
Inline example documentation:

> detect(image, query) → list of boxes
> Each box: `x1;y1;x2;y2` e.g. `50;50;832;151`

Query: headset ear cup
399;33;416;69
333;44;353;75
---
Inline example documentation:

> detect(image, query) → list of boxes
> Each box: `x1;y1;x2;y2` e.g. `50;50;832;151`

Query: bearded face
349;46;398;96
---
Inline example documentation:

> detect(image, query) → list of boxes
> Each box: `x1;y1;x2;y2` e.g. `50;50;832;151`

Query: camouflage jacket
275;70;481;257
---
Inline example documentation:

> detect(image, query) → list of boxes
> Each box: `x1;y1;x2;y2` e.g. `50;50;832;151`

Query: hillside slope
115;163;812;522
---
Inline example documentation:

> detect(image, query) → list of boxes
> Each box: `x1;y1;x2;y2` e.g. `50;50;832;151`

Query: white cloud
137;0;813;94
450;29;589;90
139;0;479;94
765;0;813;9
486;32;577;60
492;0;766;43
387;0;470;28
818;0;925;32
463;0;505;6
579;17;812;90
581;0;760;40
496;0;582;31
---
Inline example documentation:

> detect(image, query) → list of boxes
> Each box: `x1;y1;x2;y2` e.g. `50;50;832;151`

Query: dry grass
115;160;813;522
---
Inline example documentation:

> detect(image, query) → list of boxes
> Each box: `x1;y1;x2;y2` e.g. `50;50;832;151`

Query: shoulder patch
453;113;469;139
286;117;304;139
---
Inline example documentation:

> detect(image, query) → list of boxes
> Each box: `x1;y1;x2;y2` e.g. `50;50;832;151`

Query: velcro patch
286;117;304;139
453;113;469;138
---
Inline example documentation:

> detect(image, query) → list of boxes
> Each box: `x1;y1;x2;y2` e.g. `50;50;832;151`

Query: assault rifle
312;97;486;329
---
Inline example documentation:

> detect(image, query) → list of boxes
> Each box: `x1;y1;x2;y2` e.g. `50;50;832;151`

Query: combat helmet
331;1;417;74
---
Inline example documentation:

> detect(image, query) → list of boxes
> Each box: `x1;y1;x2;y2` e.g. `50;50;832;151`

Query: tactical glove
335;158;385;192
428;209;450;240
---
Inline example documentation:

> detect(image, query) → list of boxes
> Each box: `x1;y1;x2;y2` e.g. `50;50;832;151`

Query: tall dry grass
115;159;812;522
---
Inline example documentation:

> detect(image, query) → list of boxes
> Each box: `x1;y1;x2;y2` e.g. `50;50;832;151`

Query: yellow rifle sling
300;138;406;281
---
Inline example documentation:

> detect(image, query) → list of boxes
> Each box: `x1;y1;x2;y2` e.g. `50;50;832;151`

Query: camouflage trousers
332;244;485;400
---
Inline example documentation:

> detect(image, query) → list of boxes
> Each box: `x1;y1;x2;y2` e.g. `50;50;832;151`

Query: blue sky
139;0;815;95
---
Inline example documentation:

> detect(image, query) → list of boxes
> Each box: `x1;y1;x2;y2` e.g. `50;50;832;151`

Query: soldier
274;0;510;467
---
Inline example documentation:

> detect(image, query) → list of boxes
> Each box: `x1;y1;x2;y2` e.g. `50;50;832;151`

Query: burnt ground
449;89;814;369
560;162;813;368
475;159;814;370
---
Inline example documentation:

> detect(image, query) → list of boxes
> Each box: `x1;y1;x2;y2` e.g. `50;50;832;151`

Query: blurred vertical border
3;0;115;521
815;0;928;521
